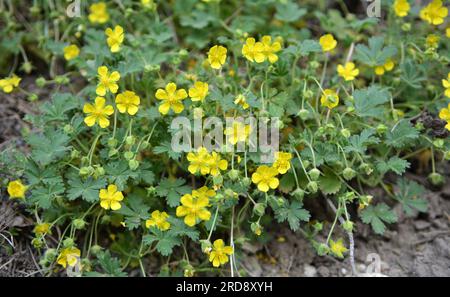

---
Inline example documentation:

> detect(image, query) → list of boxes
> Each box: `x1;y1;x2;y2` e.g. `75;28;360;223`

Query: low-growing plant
0;0;449;276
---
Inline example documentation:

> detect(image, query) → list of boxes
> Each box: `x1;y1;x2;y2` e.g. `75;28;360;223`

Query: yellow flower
426;34;440;48
96;66;120;96
0;74;21;93
273;152;292;174
192;186;216;201
88;2;109;24
224;122;252;145
374;59;395;76
7;180;27;199
176;193;211;227
337;62;359;81
187;147;211;175
189;81;209;102
105;25;124;53
208;239;233;267
319;34;337;52
145;210;170;231
63;44;80;60
251;165;279;192
234;94;249;109
439;103;450;130
329;238;348;258
420;0;448;25
393;0;410;17
320;89;339;109
442;73;450;98
207;45;227;69
155;82;187;115
242;37;265;63
99;184;124;210
115;90;140;115
57;247;81;268
447;27;450;38
34;223;51;235
261;36;282;63
207;152;228;176
83;96;114;128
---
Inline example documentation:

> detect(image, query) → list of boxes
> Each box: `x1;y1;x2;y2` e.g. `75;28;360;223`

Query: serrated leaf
385;121;419;149
143;229;181;256
155;178;191;207
167;218;199;241
29;181;65;209
360;203;397;234
354;36;397;67
394;178;428;216
275;2;307;22
376;156;410;175
344;129;379;154
353;86;390;119
116;195;150;230
67;176;107;203
319;170;342;195
27;129;70;166
274;201;310;231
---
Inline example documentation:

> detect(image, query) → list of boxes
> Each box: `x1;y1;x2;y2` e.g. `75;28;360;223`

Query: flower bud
342;220;354;232
200;240;212;254
129;159;140;171
73;218;86;230
251;222;262;236
140;141;150;150
228;169;239;181
308;168;321;181
292;188;305;200
307;181;318;193
125;136;135;146
124;151;134;160
35;77;47;88
63;238;74;248
44;249;57;262
340;128;351;138
28;93;38;102
428;172;444;186
224;188;236;199
316;243;329;256
253;203;266;217
444;151;450;160
91;245;102;255
376;124;388;134
433;139;444;149
342;167;356;181
241;177;251;187
213;174;223;186
298;108;310;120
32;237;44;248
108;138;118;148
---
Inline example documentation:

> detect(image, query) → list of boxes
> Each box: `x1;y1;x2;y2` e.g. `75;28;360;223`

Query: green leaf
27;129;70;166
376;156;410;175
275;1;307;22
24;161;60;186
67;176;107;203
394;178;428;216
274;201;310;231
86;250;127;277
344;129;379;154
360;203;397;234
167;218;199;241
353;86;390;119
354;36;397;67
39;93;79;123
385;121;419;149
319;169;342;195
153;141;182;161
155;178;191;207
116;195;150;230
105;161;139;189
143;229;182;256
29;181;65;209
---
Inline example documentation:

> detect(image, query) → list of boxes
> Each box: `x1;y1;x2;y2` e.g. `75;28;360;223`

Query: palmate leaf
85;251;127;277
376;156;410;175
143;228;182;256
39;93;79;123
155;178;191;207
354;36;397;67
360;203;397;234
274;201;310;231
385;121;419;149
29;180;65;209
116;195;150;230
344;129;379;155
105;160;139;189
394;178;428;216
27;129;70;166
353;86;390;119
319;169;342;195
67;176;107;203
167;218;199;241
275;1;307;22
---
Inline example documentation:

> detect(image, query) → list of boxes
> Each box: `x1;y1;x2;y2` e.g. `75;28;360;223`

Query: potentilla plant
0;0;449;276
